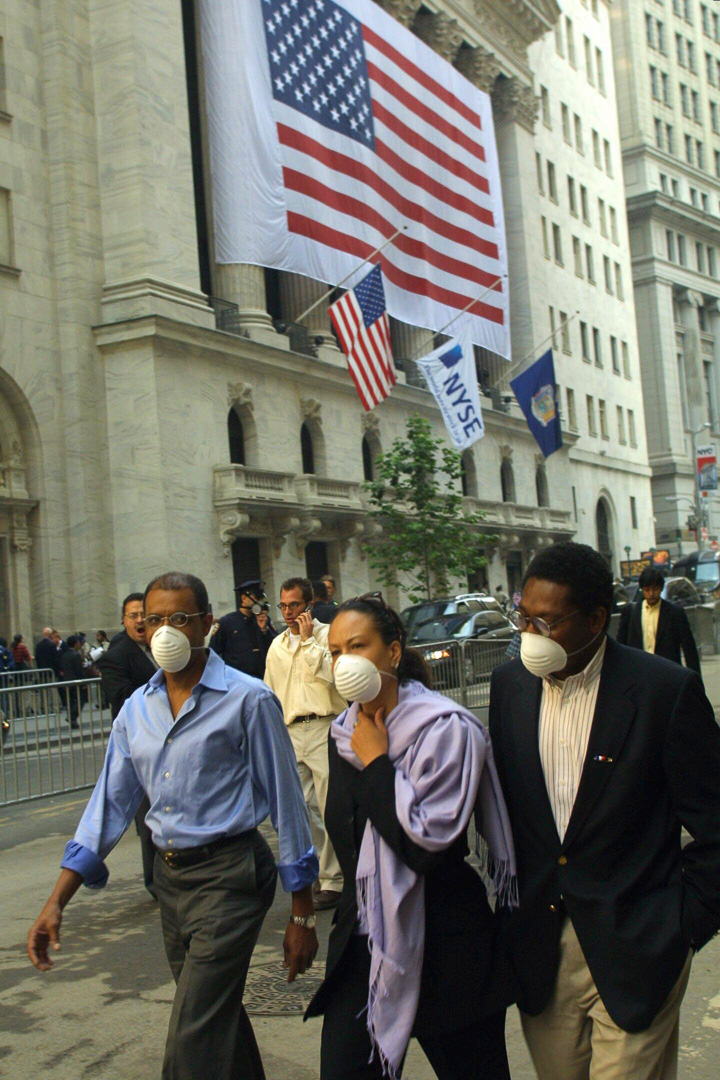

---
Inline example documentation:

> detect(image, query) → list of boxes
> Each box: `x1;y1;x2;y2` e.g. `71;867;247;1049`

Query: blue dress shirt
61;650;318;892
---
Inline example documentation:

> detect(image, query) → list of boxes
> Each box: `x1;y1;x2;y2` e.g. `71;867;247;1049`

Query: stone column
412;10;463;62
89;0;214;328
10;512;34;646
214;264;277;340
704;298;720;434
373;0;422;27
678;289;706;431
390;319;429;361
278;272;343;364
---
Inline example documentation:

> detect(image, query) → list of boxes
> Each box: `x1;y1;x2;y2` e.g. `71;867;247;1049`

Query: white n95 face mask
520;626;605;679
149;625;201;673
333;654;396;703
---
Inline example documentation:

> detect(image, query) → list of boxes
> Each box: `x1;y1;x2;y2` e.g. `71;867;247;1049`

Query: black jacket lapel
630;600;644;648
654;599;670;653
509;667;560;847
562;637;637;851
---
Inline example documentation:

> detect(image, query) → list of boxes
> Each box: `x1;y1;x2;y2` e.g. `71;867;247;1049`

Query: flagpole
494;309;581;389
406;275;506;363
291;225;408;326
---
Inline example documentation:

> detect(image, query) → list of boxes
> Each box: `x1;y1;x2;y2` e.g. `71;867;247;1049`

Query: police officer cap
234;579;265;595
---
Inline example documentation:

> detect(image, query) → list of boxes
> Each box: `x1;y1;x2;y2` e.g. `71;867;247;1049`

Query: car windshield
401;603;445;633
695;561;720;583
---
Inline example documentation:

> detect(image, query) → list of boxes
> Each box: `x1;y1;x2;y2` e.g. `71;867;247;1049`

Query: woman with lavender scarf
304;595;518;1080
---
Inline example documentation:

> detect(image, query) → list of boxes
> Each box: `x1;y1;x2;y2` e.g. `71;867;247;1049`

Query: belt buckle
163;850;179;866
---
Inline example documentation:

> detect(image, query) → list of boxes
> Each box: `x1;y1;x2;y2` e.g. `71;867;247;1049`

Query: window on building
712;102;719;133
662;71;671;105
666;123;675;153
709;246;717;277
678;233;687;264
300;422;315;474
617;406;627;444
692;90;700;122
697;241;706;273
547;161;558;202
703;4;710;36
560;311;571;353
584;36;594;84
630;496;638;529
593;326;603;367
227;409;245;465
716;58;720;84
536;465;550;508
566;17;576;66
549;305;557;348
604;255;613;293
681;83;690;116
599;399;608;439
697;140;705;170
561;103;571;144
599;198;607;237
593;129;602;168
688;40;696;73
667;229;676;261
553;223;563;265
660;172;670;193
581;184;590;223
703;192;709;211
568;176;578;216
628;409;637;446
541;85;551;128
541;216;550;258
686;133;694;164
586;243;595;282
672;177;680;197
591;0;599;18
611;336;620;374
655;118;664;149
500;459;516;503
650;66;660;100
715;149;720;177
567;388;577;430
691;186;699;206
555;20;564;56
677;33;686;66
647;12;656;47
587;395;597;436
610;206;618;243
658;20;666;52
573;235;583;276
596;48;605;95
574;113;584;153
699;306;707;332
707;51;716;84
622;340;631;379
615;263;624;300
536;152;544;194
581;321;591;362
715;11;720;42
0;188;10;266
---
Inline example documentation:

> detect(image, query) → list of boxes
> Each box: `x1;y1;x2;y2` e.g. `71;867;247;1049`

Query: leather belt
292;712;330;723
155;831;253;869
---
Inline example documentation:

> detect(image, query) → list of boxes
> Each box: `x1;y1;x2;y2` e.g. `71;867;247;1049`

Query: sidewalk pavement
2;660;720;1078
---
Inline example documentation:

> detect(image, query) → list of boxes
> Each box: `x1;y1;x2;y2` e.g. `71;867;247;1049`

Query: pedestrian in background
311;580;337;624
306;594;516;1080
35;627;62;679
320;573;338;606
97;592;158;898
28;571;319;1080
617;566;700;673
11;634;32;669
211;579;276;679
492;542;720;1080
265;577;346;910
58;635;90;729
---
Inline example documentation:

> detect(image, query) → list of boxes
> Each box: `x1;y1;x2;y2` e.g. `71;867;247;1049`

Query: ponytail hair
334;595;431;688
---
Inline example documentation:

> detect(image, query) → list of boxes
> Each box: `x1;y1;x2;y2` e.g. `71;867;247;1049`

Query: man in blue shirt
27;571;319;1080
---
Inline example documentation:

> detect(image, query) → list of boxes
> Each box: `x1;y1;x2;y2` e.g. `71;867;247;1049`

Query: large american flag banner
199;0;510;357
329;264;396;410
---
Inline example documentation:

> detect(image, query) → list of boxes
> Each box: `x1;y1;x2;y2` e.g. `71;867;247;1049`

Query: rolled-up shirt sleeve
60;712;145;888
245;692;318;891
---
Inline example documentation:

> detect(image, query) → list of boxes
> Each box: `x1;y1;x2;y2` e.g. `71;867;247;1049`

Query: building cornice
626;191;720;245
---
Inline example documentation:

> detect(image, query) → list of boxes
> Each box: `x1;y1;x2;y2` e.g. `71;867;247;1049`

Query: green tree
362;415;495;604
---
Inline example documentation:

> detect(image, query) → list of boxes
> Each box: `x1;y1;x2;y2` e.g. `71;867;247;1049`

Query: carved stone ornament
227;382;254;411
413;10;464;63
361;411;380;435
271;514;301;559
218;510;251;556
534;453;546;469
492;76;540;134
11;512;31;553
337;519;366;559
300;397;322;423
455;45;502;94
500;444;514;461
294;513;323;555
373;0;422;27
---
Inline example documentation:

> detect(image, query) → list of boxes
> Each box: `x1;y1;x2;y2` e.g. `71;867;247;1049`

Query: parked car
408;610;514;689
613;581;640;608
671;551;699;584
661;576;702;607
401;594;503;637
692;550;720;599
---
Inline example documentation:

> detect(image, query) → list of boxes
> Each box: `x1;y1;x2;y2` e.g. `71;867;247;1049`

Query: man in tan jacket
264;576;346;909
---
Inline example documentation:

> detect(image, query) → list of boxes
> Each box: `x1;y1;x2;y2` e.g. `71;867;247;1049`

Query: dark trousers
153;830;278;1080
320;936;511;1080
135;795;156;891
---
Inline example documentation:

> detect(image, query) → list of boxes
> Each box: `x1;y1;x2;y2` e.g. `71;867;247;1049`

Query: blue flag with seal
510;349;562;458
414;327;484;450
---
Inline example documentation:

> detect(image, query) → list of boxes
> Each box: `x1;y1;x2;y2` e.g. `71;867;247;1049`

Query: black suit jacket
489;637;720;1033
617;598;701;673
97;631;157;719
35;637;62;677
305;736;513;1034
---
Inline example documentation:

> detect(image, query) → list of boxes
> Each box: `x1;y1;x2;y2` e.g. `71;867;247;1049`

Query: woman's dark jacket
305;734;514;1034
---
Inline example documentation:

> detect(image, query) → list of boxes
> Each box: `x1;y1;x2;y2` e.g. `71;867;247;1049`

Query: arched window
460;450;478;498
500;458;516;503
536;466;549;508
227;409;245;465
362;435;374;481
596;498;615;568
301;421;315;474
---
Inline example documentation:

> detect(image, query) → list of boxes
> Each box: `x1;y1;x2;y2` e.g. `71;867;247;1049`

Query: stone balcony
213;464;297;510
463;497;574;542
295;474;364;515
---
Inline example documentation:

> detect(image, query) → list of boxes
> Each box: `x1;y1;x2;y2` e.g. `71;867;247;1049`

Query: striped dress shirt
538;638;607;840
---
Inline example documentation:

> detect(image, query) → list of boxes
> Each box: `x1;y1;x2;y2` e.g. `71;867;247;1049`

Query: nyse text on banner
199;0;510;357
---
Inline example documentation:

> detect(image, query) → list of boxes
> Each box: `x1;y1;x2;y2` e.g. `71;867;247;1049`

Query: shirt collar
545;636;607;694
144;648;229;695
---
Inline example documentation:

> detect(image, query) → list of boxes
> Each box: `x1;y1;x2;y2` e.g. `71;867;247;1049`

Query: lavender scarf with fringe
331;679;517;1079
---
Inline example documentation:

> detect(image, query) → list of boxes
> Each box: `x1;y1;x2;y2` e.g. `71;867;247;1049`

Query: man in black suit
491;542;720;1079
97;592;157;897
617;566;700;673
35;627;62;678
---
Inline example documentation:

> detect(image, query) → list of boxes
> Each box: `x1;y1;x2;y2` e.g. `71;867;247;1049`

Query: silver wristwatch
291;914;317;929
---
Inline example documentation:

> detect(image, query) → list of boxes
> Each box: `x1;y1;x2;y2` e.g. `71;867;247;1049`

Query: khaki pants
288;715;343;891
521;918;692;1080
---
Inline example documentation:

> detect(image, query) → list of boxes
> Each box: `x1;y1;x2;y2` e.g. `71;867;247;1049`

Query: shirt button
167;737;173;743
168;839;174;846
558;855;568;866
165;806;171;812
560;780;566;787
549;903;558;912
164;771;170;779
560;739;567;747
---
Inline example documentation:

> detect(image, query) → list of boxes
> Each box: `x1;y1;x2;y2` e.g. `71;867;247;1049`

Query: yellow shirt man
641;598;661;653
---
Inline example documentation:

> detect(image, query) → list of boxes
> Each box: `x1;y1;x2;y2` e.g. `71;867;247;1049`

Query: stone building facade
0;0;655;641
611;0;720;551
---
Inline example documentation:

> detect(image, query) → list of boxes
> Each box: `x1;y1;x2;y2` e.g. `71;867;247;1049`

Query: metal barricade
0;677;113;806
461;640;512;709
413;637;511;710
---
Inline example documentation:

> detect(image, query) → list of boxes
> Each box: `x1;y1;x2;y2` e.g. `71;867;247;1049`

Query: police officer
211;579;276;678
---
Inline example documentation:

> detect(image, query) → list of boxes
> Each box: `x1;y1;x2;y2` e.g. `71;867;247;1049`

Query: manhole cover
244;961;325;1016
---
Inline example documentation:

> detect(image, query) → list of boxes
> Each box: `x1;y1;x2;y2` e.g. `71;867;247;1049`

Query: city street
1;661;720;1078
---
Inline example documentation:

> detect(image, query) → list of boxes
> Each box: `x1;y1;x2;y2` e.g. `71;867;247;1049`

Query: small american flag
329;264;396;411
